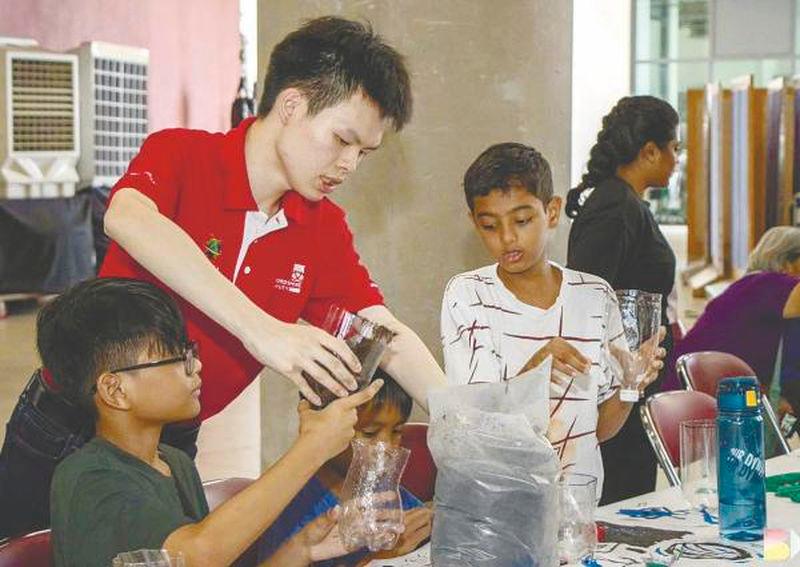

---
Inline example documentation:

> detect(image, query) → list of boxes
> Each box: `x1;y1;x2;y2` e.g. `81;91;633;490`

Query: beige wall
257;0;574;466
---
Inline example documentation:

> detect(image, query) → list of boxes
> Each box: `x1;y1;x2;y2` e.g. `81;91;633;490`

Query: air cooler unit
0;48;80;198
73;41;149;188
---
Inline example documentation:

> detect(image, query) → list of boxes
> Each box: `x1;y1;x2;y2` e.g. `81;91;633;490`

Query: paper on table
365;543;431;566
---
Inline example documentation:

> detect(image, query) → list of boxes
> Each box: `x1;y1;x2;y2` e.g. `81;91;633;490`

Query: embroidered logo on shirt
204;235;222;261
275;263;305;294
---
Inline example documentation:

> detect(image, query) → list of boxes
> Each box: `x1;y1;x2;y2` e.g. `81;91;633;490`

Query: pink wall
0;0;241;133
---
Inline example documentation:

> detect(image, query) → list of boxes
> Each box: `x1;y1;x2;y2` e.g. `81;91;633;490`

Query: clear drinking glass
680;419;718;512
307;305;396;407
111;550;184;567
557;473;598;564
613;290;662;402
339;439;411;552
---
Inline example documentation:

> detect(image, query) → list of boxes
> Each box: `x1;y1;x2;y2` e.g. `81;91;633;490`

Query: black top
567;176;675;327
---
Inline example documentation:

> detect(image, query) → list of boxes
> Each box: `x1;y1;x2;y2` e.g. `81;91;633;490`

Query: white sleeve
440;277;504;385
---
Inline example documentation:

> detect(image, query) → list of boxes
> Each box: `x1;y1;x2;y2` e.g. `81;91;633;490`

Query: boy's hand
297;379;384;463
392;507;433;556
264;507;348;566
306;507;350;562
520;338;591;379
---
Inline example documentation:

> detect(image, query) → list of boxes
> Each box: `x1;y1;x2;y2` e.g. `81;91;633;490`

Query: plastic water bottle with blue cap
717;376;766;542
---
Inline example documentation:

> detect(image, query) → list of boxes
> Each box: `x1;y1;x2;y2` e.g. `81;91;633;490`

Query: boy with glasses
46;278;383;567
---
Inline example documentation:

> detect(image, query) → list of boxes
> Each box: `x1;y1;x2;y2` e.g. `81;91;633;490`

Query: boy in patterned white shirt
441;143;664;497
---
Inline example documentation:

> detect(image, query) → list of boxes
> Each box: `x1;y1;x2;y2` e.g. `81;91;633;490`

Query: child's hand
307;507;350;562
297;379;384;463
391;507;433;556
520;338;591;379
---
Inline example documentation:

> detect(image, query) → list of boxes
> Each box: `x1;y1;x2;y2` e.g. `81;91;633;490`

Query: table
367;450;800;566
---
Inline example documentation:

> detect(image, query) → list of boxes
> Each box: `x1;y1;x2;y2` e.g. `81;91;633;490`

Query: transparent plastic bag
429;359;560;566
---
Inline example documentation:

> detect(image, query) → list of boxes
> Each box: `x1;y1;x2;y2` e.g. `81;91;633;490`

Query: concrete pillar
257;0;574;467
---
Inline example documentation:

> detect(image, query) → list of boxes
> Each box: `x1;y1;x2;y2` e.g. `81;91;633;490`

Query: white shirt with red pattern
441;262;625;497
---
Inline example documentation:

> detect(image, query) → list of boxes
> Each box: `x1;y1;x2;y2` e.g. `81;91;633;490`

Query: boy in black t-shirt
47;278;383;567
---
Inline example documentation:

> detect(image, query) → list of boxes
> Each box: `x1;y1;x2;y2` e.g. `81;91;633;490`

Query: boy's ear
276;88;307;124
546;196;562;228
95;372;132;411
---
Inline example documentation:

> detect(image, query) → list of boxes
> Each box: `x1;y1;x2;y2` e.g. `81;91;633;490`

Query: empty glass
613;290;662;402
680;418;718;511
112;550;184;566
339;439;411;552
307;305;396;407
557;473;598;564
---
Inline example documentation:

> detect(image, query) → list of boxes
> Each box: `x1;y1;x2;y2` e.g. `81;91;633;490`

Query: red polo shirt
99;117;384;420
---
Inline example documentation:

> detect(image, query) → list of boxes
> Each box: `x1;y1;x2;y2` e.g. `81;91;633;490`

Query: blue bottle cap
717;376;760;412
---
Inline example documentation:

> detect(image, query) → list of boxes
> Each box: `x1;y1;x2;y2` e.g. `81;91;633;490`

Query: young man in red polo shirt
0;16;445;538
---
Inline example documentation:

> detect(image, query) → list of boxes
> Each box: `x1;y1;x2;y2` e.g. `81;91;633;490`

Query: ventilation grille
11;57;76;152
92;57;148;179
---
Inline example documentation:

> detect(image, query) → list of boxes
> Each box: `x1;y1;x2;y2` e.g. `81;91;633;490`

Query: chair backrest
677;351;791;455
640;390;718;487
202;477;256;511
0;529;52;567
676;351;755;396
400;422;437;502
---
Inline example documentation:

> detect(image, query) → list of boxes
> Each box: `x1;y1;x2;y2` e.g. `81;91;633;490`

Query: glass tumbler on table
112;549;184;567
557;473;597;564
679;418;718;512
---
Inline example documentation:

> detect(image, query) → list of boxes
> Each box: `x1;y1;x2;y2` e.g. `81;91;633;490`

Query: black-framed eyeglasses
110;341;199;377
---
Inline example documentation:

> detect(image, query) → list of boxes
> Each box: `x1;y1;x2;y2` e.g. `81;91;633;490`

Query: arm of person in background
105;188;360;405
161;381;384;566
779;282;800;420
359;305;446;412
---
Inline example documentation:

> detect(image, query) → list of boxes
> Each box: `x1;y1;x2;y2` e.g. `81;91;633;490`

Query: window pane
712;59;793;85
636;0;710;60
635;62;709;117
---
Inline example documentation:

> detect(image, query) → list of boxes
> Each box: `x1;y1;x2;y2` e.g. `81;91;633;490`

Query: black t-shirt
567;176;675;328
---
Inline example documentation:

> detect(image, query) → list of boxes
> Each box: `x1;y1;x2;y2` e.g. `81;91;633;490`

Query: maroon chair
676;351;754;397
400;422;437;502
640;390;718;486
677;351;791;454
202;477;258;567
0;529;52;567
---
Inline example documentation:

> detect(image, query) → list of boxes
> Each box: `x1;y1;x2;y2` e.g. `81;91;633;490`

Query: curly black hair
566;96;678;218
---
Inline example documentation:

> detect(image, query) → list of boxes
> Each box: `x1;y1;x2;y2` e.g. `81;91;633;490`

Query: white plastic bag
429;359;560;566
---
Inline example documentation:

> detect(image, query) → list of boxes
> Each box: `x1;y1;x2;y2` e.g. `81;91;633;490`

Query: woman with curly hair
566;95;680;504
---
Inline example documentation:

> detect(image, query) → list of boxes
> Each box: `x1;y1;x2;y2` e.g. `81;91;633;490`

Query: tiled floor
0;301;261;482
